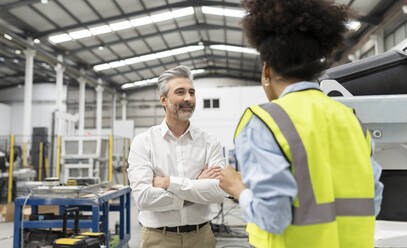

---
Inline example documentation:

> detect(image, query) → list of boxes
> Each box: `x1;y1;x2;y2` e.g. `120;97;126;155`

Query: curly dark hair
242;0;350;80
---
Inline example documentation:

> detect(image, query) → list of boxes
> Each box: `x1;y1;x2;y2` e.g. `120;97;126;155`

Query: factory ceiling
0;0;402;92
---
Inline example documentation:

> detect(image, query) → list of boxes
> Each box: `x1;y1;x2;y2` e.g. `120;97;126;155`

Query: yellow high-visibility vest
235;89;375;248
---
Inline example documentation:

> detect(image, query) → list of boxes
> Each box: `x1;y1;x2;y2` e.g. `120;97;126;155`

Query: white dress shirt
127;120;226;228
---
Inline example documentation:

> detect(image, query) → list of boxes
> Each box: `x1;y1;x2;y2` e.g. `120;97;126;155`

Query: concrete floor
3;197;407;247
0;198;249;247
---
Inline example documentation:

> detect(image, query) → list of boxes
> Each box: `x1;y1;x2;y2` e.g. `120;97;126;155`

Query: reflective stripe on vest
257;102;374;226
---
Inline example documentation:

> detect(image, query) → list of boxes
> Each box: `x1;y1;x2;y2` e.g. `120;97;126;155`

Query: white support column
112;92;117;132
55;55;65;113
23;48;36;144
78;77;86;135
121;93;127;121
96;82;104;135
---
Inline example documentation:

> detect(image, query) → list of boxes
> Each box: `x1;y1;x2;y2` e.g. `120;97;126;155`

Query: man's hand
153;176;170;190
219;166;247;199
197;165;222;179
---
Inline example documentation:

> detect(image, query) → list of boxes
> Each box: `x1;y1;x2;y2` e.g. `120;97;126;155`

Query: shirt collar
160;119;195;140
279;81;320;98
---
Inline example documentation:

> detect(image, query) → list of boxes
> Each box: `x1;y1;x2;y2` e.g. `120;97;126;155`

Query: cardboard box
0;202;14;223
0;203;59;223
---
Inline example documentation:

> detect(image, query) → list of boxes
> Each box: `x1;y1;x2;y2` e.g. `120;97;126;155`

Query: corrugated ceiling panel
75;51;101;64
138;68;155;78
226;30;243;44
127;39;150;54
58;0;99;23
143;0;165;9
115;28;139;40
10;7;55;31
109;43;133;57
87;0;121;18
32;1;77;27
144;37;167;51
136;24;159;36
91;36;116;49
179;30;199;43
116;0;144;13
92;47;119;61
162;32;183;46
208;30;226;43
156;21;177;32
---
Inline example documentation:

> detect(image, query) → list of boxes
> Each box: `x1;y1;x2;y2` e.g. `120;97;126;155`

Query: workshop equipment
14;185;131;248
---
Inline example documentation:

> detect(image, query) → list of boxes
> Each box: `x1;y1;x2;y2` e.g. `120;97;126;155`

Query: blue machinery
13;186;131;248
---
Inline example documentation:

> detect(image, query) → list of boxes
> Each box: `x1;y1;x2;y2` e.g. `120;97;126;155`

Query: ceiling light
210;44;259;55
69;29;92;39
346;20;361;31
94;45;204;71
402;5;407;14
41;0;48;4
121;77;158;89
46;7;194;44
15;50;21;55
33;38;40;44
202;6;245;18
13;59;19;63
89;25;112;35
3;33;12;40
98;46;104;50
0;57;4;62
151;12;174;23
109;60;127;69
93;63;112;71
110;20;133;31
130;16;153;27
49;33;72;43
191;69;206;75
172;7;194;18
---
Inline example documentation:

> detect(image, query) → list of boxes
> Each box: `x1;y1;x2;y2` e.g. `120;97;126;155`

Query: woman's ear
263;62;271;81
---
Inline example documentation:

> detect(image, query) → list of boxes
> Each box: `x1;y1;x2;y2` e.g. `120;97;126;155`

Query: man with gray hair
128;65;226;248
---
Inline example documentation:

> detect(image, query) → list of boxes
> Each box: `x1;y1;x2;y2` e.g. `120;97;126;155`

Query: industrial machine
319;48;407;246
14;184;131;248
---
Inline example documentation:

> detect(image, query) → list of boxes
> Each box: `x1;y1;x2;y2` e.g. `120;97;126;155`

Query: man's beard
167;99;195;121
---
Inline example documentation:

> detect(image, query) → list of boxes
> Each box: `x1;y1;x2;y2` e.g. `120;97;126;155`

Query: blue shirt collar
279;81;320;98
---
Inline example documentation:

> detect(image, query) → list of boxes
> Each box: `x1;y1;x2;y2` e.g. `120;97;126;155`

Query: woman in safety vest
218;0;383;247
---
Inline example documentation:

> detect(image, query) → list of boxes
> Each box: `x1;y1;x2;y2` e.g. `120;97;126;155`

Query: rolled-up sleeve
235;116;298;234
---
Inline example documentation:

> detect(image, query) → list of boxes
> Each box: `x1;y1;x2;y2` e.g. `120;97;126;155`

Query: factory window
212;99;220;108
203;99;211;108
203;98;220;109
384;21;407;51
384;34;394;51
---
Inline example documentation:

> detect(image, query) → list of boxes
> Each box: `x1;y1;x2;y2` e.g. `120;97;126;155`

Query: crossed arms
127;137;226;212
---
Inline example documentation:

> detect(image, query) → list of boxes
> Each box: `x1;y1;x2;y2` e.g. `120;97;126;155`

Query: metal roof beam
36;0;240;38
